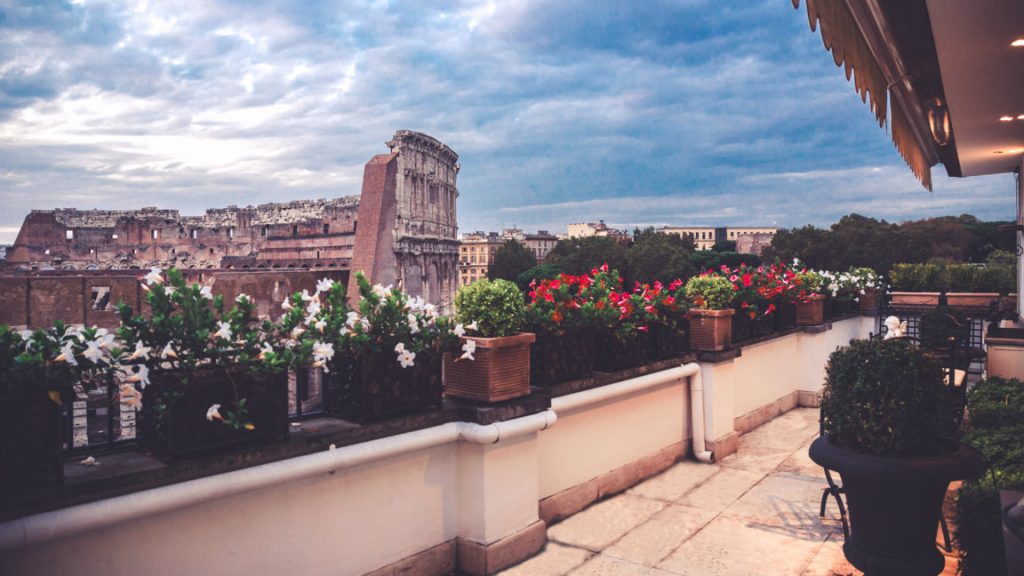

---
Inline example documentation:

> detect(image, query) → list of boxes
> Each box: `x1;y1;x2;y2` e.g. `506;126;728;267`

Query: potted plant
588;265;651;371
685;274;735;351
525;273;596;387
0;323;118;490
793;269;826;325
444;279;533;402
117;268;290;459
850;267;882;311
644;279;690;360
326;272;460;423
810;338;985;576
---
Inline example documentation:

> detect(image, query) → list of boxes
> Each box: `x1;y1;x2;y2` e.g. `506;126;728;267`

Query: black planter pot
824;299;855;320
142;367;289;459
326;351;443;423
809;436;985;576
530;329;594;387
593;331;650;372
0;391;63;491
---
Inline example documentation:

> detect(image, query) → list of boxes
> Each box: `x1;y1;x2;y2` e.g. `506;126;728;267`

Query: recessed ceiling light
1001;116;1015;122
996;148;1024;155
1018;114;1024;120
1013;39;1024;47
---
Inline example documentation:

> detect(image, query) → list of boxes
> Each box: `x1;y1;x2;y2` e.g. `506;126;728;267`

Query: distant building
566;220;630;242
458;232;503;287
524;230;558;263
660;226;777;252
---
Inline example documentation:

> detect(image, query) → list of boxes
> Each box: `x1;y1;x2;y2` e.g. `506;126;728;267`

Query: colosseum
0;130;460;326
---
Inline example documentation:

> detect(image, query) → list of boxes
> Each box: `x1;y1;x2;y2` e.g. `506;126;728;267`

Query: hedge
890;262;1016;293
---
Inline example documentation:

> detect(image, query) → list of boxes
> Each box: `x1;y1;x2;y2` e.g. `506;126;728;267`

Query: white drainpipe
0;410;556;552
550;362;713;463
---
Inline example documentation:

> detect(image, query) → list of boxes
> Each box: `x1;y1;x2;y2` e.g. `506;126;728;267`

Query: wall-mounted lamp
927;99;951;146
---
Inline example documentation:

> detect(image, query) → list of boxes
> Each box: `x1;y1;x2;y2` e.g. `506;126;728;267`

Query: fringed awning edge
793;0;932;190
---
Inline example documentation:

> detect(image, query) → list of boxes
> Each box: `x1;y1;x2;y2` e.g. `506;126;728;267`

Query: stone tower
349;130;460;311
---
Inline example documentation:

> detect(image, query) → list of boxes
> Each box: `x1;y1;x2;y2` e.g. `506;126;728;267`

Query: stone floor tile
604;504;719;567
776;437;826;480
497;542;593;576
788;407;823;431
723;474;839;539
628;461;720;502
738;413;817;452
657;513;827;576
676;468;764;513
717;445;796;474
800;533;856;576
548;493;667;552
570;554;682;576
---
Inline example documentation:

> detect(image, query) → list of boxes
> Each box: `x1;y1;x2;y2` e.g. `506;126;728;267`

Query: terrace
2;1;1023;576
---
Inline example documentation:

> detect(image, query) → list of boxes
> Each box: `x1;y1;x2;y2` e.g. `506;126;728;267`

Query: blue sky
0;0;1014;244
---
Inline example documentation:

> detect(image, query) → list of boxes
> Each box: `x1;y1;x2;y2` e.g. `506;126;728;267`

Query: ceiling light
1018;114;1024;120
996;148;1024;155
1013;39;1024;47
1001;116;1015;122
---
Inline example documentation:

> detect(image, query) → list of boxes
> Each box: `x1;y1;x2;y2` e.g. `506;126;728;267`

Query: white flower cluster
816;267;881;299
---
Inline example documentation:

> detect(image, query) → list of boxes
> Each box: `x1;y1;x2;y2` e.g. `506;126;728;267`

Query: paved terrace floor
499;408;958;576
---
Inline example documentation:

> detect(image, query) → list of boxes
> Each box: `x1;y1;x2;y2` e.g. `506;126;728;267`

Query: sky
0;0;1015;244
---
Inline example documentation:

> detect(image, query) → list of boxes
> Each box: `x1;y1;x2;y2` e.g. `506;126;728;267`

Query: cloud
0;0;1014;246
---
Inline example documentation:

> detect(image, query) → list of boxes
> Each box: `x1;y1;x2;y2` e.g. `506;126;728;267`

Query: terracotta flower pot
688;308;734;352
796;294;826;326
444;333;535;403
857;288;880;312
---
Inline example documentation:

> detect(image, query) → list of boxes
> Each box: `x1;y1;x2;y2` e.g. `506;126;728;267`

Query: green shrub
890;262;1016;293
956;377;1024;575
821;339;946;457
684;275;734;310
454;279;526;338
919;305;969;350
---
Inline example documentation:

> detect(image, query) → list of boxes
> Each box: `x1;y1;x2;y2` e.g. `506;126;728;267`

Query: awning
792;0;933;190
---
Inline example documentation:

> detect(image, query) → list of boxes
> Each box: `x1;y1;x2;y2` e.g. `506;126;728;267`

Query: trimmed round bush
454;279;526;338
684;275;734;310
821;338;947;457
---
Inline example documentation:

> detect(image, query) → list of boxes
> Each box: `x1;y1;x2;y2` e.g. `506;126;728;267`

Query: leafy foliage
684;275;734;310
821;339;947;457
889;262;1016;293
627;229;696;286
516;263;563;294
956;377;1024;575
546;236;630;279
488;239;538;282
454;279;526;338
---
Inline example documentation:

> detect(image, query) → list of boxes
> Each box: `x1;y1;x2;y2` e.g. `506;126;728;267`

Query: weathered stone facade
2;130;460;315
348;130;459;312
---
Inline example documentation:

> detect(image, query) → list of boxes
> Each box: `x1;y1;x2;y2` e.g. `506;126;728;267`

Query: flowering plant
116;267;286;429
684;274;735;311
816;267;880;302
0;322;122;399
276;276;349;372
342;272;463;368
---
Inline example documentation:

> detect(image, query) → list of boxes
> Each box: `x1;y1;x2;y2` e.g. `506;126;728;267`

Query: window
152;229;159;240
228;228;234;239
191;229;198;239
323;224;329;234
91;287;111;311
65;230;74;240
292;225;298;236
262;226;268;237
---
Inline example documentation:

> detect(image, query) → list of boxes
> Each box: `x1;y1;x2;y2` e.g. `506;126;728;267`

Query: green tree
516;263;563;294
627;229;695;285
488;240;537;282
546;236;630;278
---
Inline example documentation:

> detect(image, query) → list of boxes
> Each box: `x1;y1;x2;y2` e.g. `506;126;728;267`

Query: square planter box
142;367;289;459
858;289;880;312
327;351;443;423
689;308;734;351
823;298;854;320
444;333;535;403
593;331;650;372
796;295;826;326
0;391;63;491
530;329;594;387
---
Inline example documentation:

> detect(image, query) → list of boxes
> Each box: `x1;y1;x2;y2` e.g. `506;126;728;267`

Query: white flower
290;326;306;339
63;325;83;339
398;349;416;368
94;328;116;349
119;384;142;410
257;342;274;360
235;293;250;304
407;313;420;334
161;342;178;359
306;300;322;316
465;321;478;332
312;341;335;372
460;339;477;361
199;286;213;300
214;321;232;341
126;340;151;361
82;341;104;363
424;303;437;318
55;343;78;366
316;278;334;294
124;365;151;389
282;297;293;311
453;323;466;338
19;329;32;341
407;295;426;312
394;342;406;354
371;284;392;299
206;404;223;422
304;313;318;327
300;289;315;302
314;318;327;332
80;456;98;466
143;267;163;286
346;311;361;329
